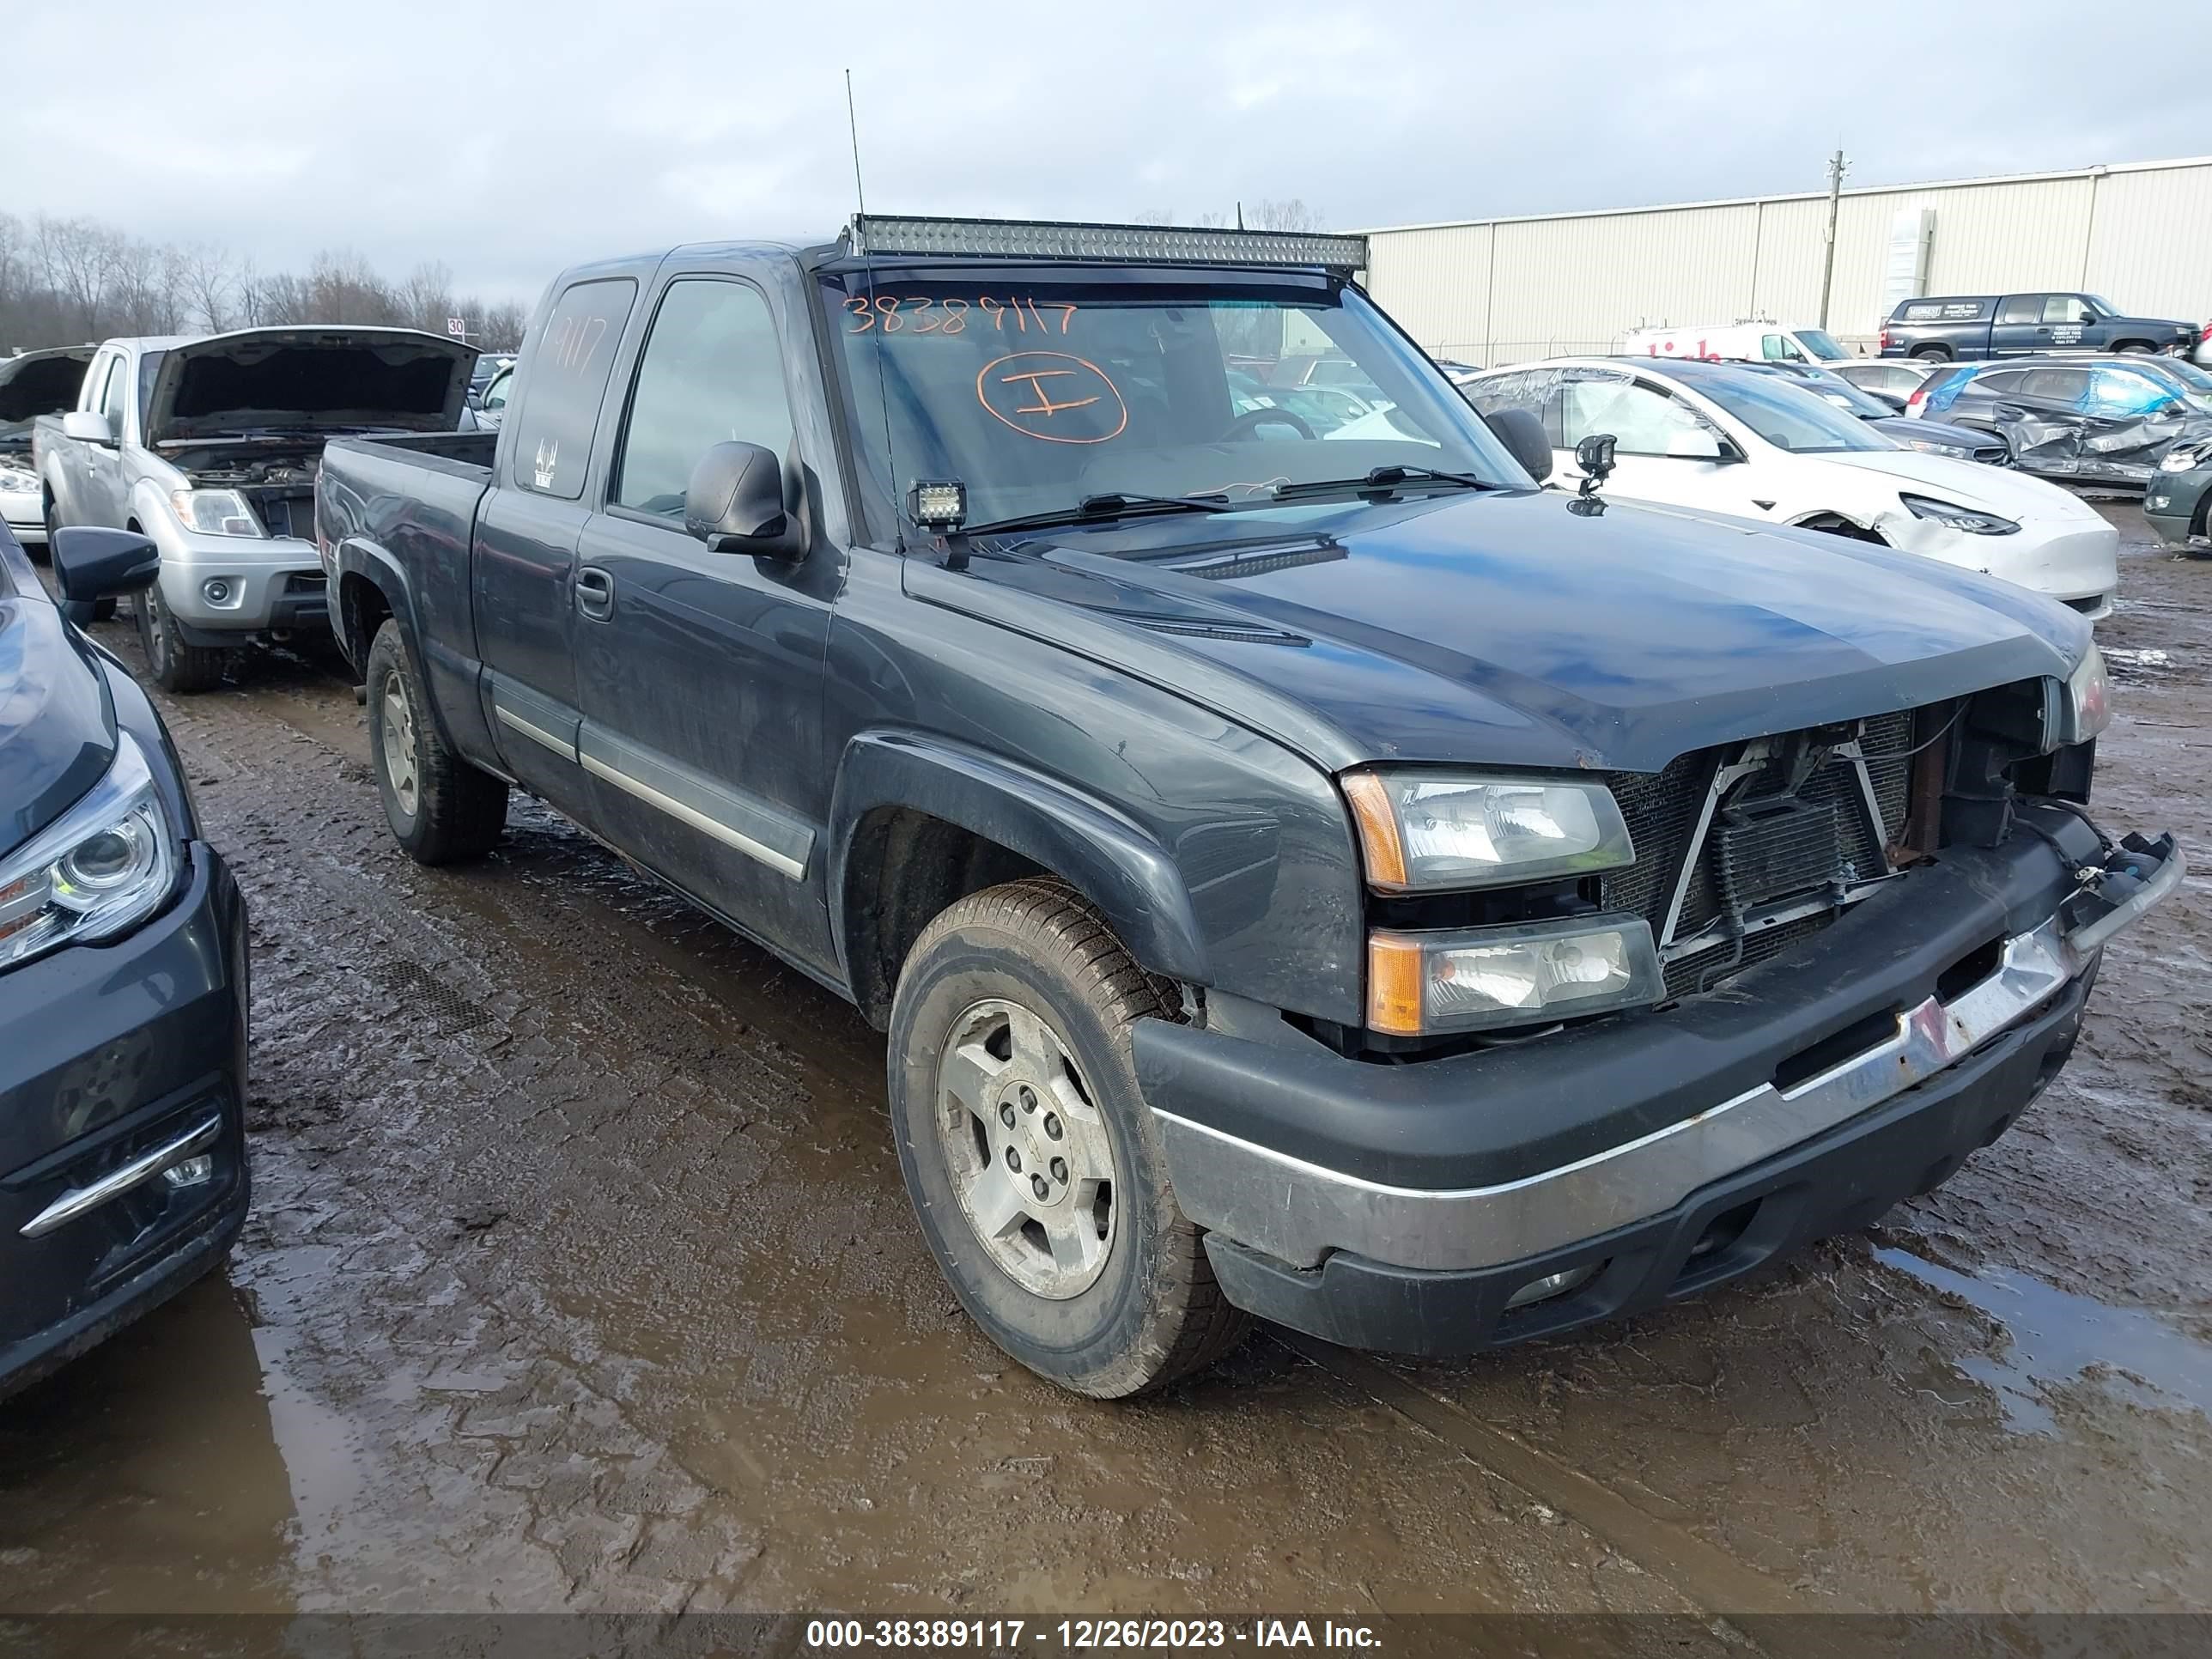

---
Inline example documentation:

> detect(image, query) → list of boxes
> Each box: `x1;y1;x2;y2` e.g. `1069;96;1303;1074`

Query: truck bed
316;432;501;670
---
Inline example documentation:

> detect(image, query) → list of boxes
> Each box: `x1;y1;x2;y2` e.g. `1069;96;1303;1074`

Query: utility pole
1817;148;1848;330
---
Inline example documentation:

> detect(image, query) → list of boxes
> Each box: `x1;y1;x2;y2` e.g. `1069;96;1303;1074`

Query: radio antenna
845;70;906;554
845;69;869;218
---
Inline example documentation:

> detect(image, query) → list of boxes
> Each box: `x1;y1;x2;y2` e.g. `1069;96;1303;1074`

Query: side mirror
684;441;805;558
61;410;115;447
1574;433;1618;493
51;526;159;620
1482;407;1553;483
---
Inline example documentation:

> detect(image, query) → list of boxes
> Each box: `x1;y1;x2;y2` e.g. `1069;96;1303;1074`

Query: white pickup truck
33;326;475;690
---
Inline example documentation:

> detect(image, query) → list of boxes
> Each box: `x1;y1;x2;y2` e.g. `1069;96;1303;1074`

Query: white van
1620;322;1853;365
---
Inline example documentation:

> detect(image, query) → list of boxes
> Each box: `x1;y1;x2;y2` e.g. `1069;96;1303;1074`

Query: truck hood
0;345;95;443
939;488;2088;773
0;593;114;860
145;326;476;444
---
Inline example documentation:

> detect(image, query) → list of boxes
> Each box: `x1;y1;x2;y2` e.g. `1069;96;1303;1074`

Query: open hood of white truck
144;326;477;443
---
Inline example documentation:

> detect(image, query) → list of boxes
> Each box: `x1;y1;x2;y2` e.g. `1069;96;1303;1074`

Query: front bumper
2;482;41;544
1139;812;2179;1354
2143;467;2211;545
153;530;329;636
0;842;251;1399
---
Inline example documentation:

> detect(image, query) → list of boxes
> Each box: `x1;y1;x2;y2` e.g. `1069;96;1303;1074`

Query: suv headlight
1901;494;2019;535
1369;915;1662;1035
170;488;264;538
2159;445;2209;473
0;734;182;970
1342;771;1634;891
2046;642;2112;749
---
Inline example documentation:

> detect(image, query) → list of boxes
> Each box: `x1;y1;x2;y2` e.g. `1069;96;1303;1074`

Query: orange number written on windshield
844;296;1078;336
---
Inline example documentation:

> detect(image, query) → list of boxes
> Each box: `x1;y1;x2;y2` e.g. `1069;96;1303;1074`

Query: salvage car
1468;356;2117;617
1879;293;2200;362
316;216;2177;1397
1828;357;1945;408
0;521;251;1400
1907;356;2212;488
33;327;476;692
1;346;94;552
1727;361;2009;463
2142;435;2212;550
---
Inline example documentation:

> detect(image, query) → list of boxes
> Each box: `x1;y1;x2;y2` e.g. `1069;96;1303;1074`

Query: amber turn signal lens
1367;933;1427;1036
1341;772;1408;890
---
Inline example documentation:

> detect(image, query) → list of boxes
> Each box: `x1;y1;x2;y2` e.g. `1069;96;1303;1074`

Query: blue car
0;522;250;1400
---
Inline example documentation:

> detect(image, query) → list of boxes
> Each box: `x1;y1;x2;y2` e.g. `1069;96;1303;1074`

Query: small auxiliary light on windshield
849;214;1369;274
910;480;967;532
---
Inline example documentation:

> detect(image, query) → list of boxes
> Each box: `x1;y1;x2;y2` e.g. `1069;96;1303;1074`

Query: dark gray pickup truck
314;216;2179;1396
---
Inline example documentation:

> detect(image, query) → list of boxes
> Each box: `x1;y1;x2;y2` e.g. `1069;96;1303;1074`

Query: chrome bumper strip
1157;842;2182;1273
21;1118;223;1240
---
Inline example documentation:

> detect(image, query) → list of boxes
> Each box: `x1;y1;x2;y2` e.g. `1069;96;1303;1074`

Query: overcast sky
13;0;2209;308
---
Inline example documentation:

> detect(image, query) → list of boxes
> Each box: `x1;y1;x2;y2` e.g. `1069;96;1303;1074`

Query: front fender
829;730;1211;993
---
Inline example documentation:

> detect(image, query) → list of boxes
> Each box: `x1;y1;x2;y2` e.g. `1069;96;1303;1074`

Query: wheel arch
829;732;1209;1028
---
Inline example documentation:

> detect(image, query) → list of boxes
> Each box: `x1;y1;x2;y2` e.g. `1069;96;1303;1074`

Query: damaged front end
1992;403;2212;487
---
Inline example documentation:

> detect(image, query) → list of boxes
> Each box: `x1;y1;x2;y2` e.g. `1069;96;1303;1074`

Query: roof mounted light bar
847;214;1368;273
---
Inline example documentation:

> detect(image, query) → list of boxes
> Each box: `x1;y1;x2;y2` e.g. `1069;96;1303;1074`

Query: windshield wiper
1273;464;1495;504
965;491;1236;538
1271;465;1494;503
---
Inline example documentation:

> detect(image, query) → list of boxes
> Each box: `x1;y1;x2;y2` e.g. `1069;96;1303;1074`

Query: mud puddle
4;510;2209;1618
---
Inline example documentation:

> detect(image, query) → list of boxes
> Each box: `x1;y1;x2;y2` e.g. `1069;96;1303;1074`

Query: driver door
1551;372;1747;516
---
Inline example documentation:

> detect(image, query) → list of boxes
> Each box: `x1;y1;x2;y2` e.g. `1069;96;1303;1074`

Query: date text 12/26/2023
805;1619;1383;1650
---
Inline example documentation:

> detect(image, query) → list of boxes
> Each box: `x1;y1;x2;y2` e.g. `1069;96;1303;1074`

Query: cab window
511;276;639;500
1556;374;1715;457
1760;334;1804;362
1996;295;2043;325
2043;295;2097;325
614;279;793;519
100;357;130;431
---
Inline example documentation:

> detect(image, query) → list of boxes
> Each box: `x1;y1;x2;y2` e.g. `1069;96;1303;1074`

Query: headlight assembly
170;488;264;538
1900;494;2019;535
0;733;181;970
1369;915;1662;1035
2159;446;2209;473
1905;439;1975;459
2046;642;2113;749
1342;771;1634;891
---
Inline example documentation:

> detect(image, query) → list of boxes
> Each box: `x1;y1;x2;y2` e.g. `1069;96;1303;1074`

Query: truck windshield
820;273;1521;535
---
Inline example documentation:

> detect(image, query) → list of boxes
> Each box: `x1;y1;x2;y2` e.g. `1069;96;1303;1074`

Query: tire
888;879;1251;1398
1911;344;1953;362
365;618;507;864
135;581;231;694
2114;342;2154;356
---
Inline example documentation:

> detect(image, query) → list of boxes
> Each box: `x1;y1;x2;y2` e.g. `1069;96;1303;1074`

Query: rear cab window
511;278;640;498
1996;295;2045;325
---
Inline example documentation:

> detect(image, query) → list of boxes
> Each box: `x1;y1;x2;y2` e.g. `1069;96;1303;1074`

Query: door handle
574;566;614;622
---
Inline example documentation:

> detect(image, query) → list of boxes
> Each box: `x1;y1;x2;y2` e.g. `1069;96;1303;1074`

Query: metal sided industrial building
1362;154;2212;366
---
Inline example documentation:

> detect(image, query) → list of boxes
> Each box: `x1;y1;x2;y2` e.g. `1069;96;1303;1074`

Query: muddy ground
2;507;2207;1623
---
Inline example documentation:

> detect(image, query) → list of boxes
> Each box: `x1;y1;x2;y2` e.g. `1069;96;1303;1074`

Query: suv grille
1600;708;1918;1000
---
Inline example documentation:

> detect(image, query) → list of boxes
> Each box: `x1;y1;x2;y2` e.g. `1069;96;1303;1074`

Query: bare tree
0;208;529;353
1247;198;1321;232
175;242;238;332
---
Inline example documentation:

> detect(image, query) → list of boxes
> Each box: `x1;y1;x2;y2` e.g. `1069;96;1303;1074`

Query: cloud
7;0;2206;307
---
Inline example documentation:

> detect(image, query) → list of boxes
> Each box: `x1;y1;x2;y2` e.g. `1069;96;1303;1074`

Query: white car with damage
33;326;475;690
1463;356;2119;620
